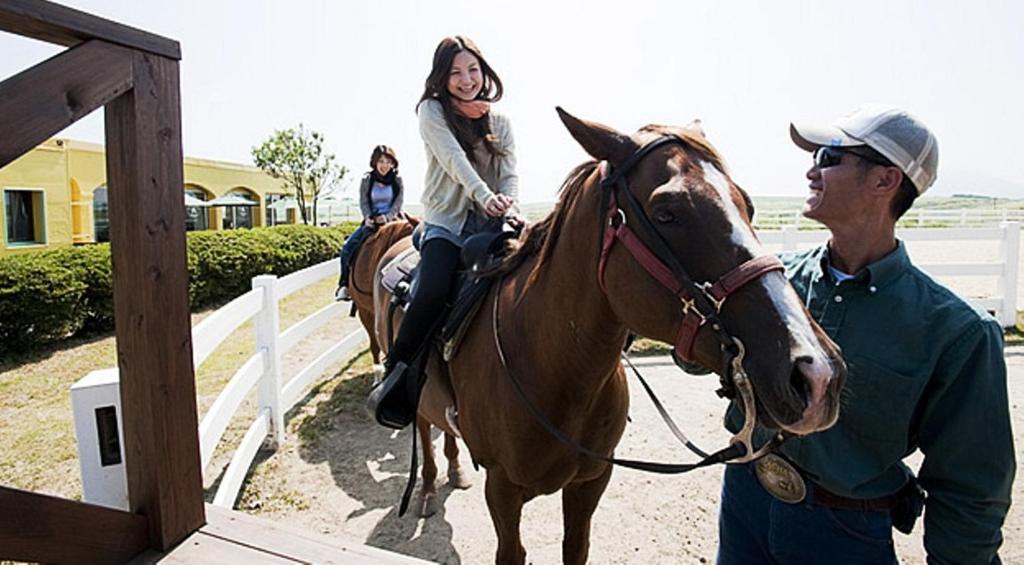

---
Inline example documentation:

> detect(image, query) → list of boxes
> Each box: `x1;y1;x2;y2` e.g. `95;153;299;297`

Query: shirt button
834;295;844;303
869;286;877;294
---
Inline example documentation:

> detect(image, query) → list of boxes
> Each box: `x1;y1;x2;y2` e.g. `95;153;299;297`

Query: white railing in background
75;258;369;511
753;208;1024;230
758;223;1020;327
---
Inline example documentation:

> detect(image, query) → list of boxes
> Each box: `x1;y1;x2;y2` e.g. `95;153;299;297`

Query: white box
71;368;128;510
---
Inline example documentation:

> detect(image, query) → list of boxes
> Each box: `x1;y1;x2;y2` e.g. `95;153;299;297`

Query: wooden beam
0;486;149;564
0;39;132;169
105;50;205;550
0;0;180;59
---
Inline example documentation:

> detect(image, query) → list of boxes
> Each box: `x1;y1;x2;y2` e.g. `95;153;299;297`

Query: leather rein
492;135;786;471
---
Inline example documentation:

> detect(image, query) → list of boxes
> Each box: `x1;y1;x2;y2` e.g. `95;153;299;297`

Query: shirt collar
815;240;910;287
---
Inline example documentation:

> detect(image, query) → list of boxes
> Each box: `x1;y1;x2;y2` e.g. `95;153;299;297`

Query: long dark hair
417;36;504;163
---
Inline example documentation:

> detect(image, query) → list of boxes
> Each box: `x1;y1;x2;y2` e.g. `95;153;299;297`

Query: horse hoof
414;491;438;517
448;468;473;490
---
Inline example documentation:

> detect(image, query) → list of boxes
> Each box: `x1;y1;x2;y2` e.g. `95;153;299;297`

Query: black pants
388;238;461;365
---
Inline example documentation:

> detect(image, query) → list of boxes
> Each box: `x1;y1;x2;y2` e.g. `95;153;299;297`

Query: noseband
598;135;786;462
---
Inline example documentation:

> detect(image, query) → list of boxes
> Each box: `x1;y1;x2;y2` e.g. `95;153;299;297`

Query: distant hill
929;170;1023;199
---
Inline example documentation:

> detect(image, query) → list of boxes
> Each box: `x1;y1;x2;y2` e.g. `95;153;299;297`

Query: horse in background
346;215;473;516
373;109;847;564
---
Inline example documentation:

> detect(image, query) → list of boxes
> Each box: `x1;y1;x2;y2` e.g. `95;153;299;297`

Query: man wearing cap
716;106;1014;564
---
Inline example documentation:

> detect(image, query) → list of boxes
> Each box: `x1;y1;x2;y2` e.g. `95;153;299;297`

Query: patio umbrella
267;196;300;212
184;193;210;207
207;192;258;206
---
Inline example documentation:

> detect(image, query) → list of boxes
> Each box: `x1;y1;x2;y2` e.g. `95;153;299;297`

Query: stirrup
366;361;416;429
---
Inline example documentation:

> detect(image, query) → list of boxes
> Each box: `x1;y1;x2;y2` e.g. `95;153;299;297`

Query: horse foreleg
413;416;439;517
484;468;527;565
357;308;384;380
443;432;472;489
561;464;613;565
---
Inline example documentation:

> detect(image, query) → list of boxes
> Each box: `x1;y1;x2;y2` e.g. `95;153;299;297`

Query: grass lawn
0;277;339;500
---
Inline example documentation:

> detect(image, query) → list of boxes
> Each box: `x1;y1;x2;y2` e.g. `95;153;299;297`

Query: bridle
597;134;784;372
597;134;788;463
492;135;788;470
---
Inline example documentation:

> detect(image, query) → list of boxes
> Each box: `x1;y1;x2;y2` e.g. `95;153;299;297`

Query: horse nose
793;354;830;408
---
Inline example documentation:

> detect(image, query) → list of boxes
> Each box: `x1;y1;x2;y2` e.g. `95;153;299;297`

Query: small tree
251;124;347;225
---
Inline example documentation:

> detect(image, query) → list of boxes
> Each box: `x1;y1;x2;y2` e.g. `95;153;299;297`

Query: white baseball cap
790;104;939;194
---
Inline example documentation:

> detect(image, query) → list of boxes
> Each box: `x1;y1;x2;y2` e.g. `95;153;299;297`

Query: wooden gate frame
0;1;204;561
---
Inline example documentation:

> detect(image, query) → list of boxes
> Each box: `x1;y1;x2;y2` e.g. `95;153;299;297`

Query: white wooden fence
758;223;1021;326
754;208;1024;230
192;259;367;507
74;259;368;511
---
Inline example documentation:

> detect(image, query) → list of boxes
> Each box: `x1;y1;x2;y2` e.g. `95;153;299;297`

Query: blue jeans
717;463;897;565
338;223;375;287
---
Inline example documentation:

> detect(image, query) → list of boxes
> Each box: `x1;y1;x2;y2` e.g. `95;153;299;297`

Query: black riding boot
366;238;461;429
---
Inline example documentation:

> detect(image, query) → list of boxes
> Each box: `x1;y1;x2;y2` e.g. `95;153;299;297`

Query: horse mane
479;123;730;283
479;160;598;283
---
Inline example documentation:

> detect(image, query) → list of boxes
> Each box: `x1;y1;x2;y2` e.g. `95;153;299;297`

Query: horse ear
684;118;706;137
556;107;638;166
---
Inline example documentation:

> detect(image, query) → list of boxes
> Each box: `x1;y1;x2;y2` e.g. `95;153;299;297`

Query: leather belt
810;484;898;512
752;456;897;511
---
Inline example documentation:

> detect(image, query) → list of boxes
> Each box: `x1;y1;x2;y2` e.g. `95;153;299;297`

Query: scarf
451;98;491;120
371;168;397;187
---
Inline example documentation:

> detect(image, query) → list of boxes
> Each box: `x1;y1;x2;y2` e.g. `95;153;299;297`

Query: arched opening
214;187;258;230
93;186;109;242
184;184;213;232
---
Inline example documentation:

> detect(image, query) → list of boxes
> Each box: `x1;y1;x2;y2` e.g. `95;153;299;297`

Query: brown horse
374;110;846;564
347;216;473;516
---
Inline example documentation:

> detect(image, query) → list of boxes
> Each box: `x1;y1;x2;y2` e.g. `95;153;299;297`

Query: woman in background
336;144;404;301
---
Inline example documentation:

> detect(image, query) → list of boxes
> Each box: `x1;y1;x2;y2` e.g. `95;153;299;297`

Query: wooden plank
279;301;348;353
211;410;271;508
276;258;338;299
282;328;368;411
0;39;132;169
130;531;298;564
191;287;263;368
0;0;180;59
0;485;148;564
199;351;266;473
105;50;204;550
200;505;431;564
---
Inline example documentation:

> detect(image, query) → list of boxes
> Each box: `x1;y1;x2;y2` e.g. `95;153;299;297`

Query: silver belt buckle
753;453;806;504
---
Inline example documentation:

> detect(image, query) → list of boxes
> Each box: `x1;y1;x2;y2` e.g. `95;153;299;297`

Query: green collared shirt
727;241;1014;564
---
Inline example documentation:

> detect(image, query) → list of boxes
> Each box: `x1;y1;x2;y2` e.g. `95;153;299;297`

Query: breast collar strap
595;136;785;371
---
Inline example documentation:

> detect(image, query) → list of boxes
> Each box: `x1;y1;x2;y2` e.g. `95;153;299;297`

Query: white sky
2;0;1022;201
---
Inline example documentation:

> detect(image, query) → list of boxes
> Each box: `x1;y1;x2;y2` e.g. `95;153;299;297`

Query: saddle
378;224;518;358
370;223;518;430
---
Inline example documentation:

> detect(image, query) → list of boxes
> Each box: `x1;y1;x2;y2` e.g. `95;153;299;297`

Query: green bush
0;224;354;355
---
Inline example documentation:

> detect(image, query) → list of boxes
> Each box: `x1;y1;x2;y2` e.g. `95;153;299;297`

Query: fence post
781;225;799;252
998;222;1020;327
253;274;284;447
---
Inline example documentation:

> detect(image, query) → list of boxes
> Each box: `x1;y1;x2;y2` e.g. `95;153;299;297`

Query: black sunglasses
813;146;892;169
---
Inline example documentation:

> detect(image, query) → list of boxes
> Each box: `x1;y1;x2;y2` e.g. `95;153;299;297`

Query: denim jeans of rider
717;463;897;565
338;223;375;287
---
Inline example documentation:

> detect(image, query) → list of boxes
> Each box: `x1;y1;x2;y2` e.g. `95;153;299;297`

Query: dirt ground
239;319;1024;564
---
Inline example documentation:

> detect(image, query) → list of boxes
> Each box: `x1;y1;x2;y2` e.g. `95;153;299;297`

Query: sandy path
243;343;1024;564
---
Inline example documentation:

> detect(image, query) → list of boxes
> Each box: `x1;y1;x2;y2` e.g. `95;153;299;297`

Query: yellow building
0;139;297;256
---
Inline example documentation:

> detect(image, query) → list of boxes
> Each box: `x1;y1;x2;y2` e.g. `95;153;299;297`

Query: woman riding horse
336;144;404;301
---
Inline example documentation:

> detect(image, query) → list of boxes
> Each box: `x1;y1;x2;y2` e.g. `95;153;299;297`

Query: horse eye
654;210;675;224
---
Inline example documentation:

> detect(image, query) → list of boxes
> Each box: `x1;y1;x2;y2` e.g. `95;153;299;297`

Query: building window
265;194;287;226
185;188;210;232
4;188;46;245
223;206;253;229
93;186;109;242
